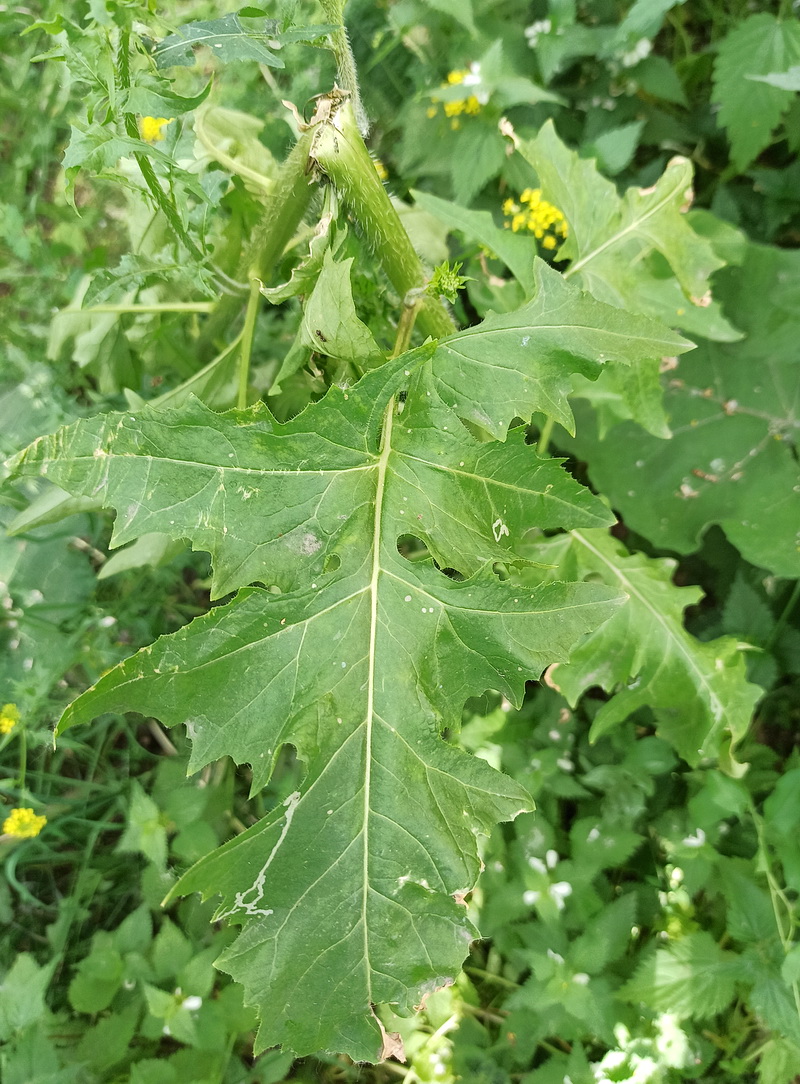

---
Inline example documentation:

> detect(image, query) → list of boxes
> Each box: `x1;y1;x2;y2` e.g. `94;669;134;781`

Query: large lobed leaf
525;530;761;769
7;303;647;1056
565;244;800;579
514;121;734;338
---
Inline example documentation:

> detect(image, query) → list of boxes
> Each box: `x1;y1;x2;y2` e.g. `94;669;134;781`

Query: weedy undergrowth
2;0;799;1077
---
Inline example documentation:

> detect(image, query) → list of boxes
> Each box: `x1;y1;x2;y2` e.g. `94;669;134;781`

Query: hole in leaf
396;534;430;563
323;552;341;574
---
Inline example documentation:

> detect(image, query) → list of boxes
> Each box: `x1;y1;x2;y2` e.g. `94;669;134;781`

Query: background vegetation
1;1;799;1081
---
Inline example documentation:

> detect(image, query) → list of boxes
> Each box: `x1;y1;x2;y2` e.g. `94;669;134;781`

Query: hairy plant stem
237;278;262;408
310;99;457;342
319;0;368;134
200;128;317;352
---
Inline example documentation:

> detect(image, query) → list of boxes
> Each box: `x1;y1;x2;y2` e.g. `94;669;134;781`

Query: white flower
524;19;552;47
549;882;573;910
621;37;652;68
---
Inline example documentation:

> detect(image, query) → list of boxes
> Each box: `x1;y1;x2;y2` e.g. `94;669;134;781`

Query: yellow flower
426;105;439;119
139;116;173;143
0;704;20;735
447;69;467;85
502;188;568;247
3;807;47;839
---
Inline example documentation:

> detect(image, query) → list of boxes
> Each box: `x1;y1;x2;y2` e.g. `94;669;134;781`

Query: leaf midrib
362;395;396;999
570;530;724;721
564;174;683;279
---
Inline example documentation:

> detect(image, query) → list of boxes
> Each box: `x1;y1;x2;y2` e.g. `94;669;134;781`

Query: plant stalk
319;0;369;134
310;99;457;341
238;278;262;408
200;127;317;351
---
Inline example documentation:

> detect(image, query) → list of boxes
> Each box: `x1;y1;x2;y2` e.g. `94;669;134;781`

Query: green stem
319;0;368;134
238;278;262;408
765;579;800;652
747;798;800;1023
18;726;27;793
117;30;206;265
390;294;423;358
311;99;456;341
537;416;554;456
72;303;215;314
201;128;317;351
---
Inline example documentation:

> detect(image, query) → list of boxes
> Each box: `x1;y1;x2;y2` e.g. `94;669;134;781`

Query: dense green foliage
1;0;800;1081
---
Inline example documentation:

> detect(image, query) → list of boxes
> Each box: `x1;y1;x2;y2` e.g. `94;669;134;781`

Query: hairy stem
311;100;456;341
319;0;368;134
117;29;206;265
238;278;262;408
201;128;317;351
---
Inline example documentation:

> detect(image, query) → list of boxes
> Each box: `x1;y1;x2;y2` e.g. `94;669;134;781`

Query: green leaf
11;353;625;1060
411;189;537;294
122;80;213;120
613;0;685;43
514;122;733;338
566;244;800;578
61;125;172;208
75;1003;140;1073
432;259;692;438
297;250;381;363
524;530;760;765
98;533;186;580
751;974;800;1046
569;892;638;975
68;938;125;1014
718;861;776;944
584;121;644;177
450;124;506;206
712;14;800;172
620;931;737;1018
420;0;477;35
117;782;168;871
758;1038;800;1084
154;14;284;69
0;955;52;1040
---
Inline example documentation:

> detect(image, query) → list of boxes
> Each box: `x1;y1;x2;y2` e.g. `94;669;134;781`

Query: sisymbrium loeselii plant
6;0;788;1068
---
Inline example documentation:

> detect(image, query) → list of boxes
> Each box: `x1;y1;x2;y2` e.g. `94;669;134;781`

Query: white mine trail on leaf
217;790;301;921
492;518;510;542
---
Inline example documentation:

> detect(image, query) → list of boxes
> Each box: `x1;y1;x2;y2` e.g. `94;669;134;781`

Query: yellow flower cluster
0;703;20;735
503;188;568;250
139;116;173;143
3;807;47;839
428;70;482;129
